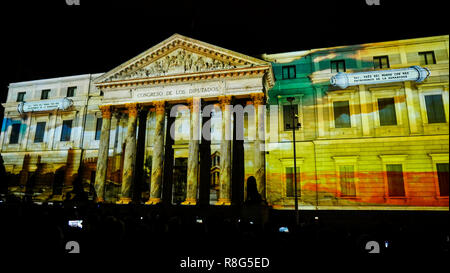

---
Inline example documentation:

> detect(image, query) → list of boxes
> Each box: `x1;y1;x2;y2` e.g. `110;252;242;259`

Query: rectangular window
34;122;46;143
437;163;449;197
283;104;299;131
331;60;346;73
67;86;77;97
333;101;351;128
17;92;25;102
286;167;301;198
373;56;390;69
378;98;397;126
419;51;436;65
95;118;102;140
339;165;356;197
425;94;446;124
60;120;72;141
386;164;406;197
282;65;296;80
9;124;21;144
41;89;50;100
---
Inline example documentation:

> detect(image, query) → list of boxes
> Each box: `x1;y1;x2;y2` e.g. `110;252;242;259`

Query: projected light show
0;0;448;268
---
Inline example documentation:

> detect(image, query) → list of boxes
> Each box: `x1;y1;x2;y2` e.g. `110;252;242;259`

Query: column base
96;197;105;203
116;197;132;204
215;199;231;206
145;198;162;205
272;205;284;210
181;198;197;205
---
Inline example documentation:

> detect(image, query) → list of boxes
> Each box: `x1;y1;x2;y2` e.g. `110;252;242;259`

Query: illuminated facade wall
0;35;448;210
262;35;449;210
0;74;104;200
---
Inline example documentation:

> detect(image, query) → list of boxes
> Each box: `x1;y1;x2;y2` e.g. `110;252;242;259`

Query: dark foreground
0;198;448;271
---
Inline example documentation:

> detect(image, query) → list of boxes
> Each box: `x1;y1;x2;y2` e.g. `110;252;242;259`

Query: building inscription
134;85;221;100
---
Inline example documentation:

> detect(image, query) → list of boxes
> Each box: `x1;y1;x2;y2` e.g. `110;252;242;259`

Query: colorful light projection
264;36;449;210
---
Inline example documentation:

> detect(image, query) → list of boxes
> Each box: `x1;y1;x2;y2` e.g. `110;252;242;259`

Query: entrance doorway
90;171;96;195
172;157;187;204
210;152;220;204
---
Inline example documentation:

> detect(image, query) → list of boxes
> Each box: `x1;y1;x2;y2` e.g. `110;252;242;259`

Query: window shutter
333;101;351;128
386;164;405;197
378;98;397;126
425;95;446;123
437;163;449;197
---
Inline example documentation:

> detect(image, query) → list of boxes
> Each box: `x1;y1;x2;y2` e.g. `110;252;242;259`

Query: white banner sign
17;97;73;114
330;66;430;89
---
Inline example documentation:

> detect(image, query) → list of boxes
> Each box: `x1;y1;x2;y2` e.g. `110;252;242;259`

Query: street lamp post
287;97;300;226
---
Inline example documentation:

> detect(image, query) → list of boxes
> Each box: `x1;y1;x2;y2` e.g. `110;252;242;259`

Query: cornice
95;65;271;89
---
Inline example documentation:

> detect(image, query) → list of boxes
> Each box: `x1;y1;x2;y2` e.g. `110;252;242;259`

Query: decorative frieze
96;67;269;89
109;49;237;82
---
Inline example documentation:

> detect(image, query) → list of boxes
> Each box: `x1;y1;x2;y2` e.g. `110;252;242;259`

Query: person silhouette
244;176;266;205
241;176;269;233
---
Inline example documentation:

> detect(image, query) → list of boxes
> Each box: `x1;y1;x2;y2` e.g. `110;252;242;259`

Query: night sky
0;0;447;106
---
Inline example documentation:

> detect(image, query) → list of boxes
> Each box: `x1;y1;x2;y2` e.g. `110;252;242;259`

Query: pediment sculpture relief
107;49;239;82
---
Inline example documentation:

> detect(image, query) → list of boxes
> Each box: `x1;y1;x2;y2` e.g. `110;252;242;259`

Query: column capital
125;103;139;118
186;98;200;113
99;105;113;119
250;93;265;106
218;95;232;111
139;106;150;114
117;197;132;204
152;101;166;115
113;110;123;120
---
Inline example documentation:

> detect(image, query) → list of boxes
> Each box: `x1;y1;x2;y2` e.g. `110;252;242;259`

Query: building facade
1;34;448;210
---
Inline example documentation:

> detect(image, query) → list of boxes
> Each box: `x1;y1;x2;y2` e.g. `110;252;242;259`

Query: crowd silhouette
0;177;448;268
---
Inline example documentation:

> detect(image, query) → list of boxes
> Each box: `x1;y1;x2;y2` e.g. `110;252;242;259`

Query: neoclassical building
1;34;448;210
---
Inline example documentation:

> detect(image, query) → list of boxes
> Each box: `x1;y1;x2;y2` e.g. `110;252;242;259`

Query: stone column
116;113;127;171
94;105;112;202
251;93;266;198
146;101;166;205
182;97;201;205
112;112;123;171
216;95;232;205
117;103;138;204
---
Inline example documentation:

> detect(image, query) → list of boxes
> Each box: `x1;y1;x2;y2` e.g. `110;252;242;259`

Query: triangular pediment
95;34;269;84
